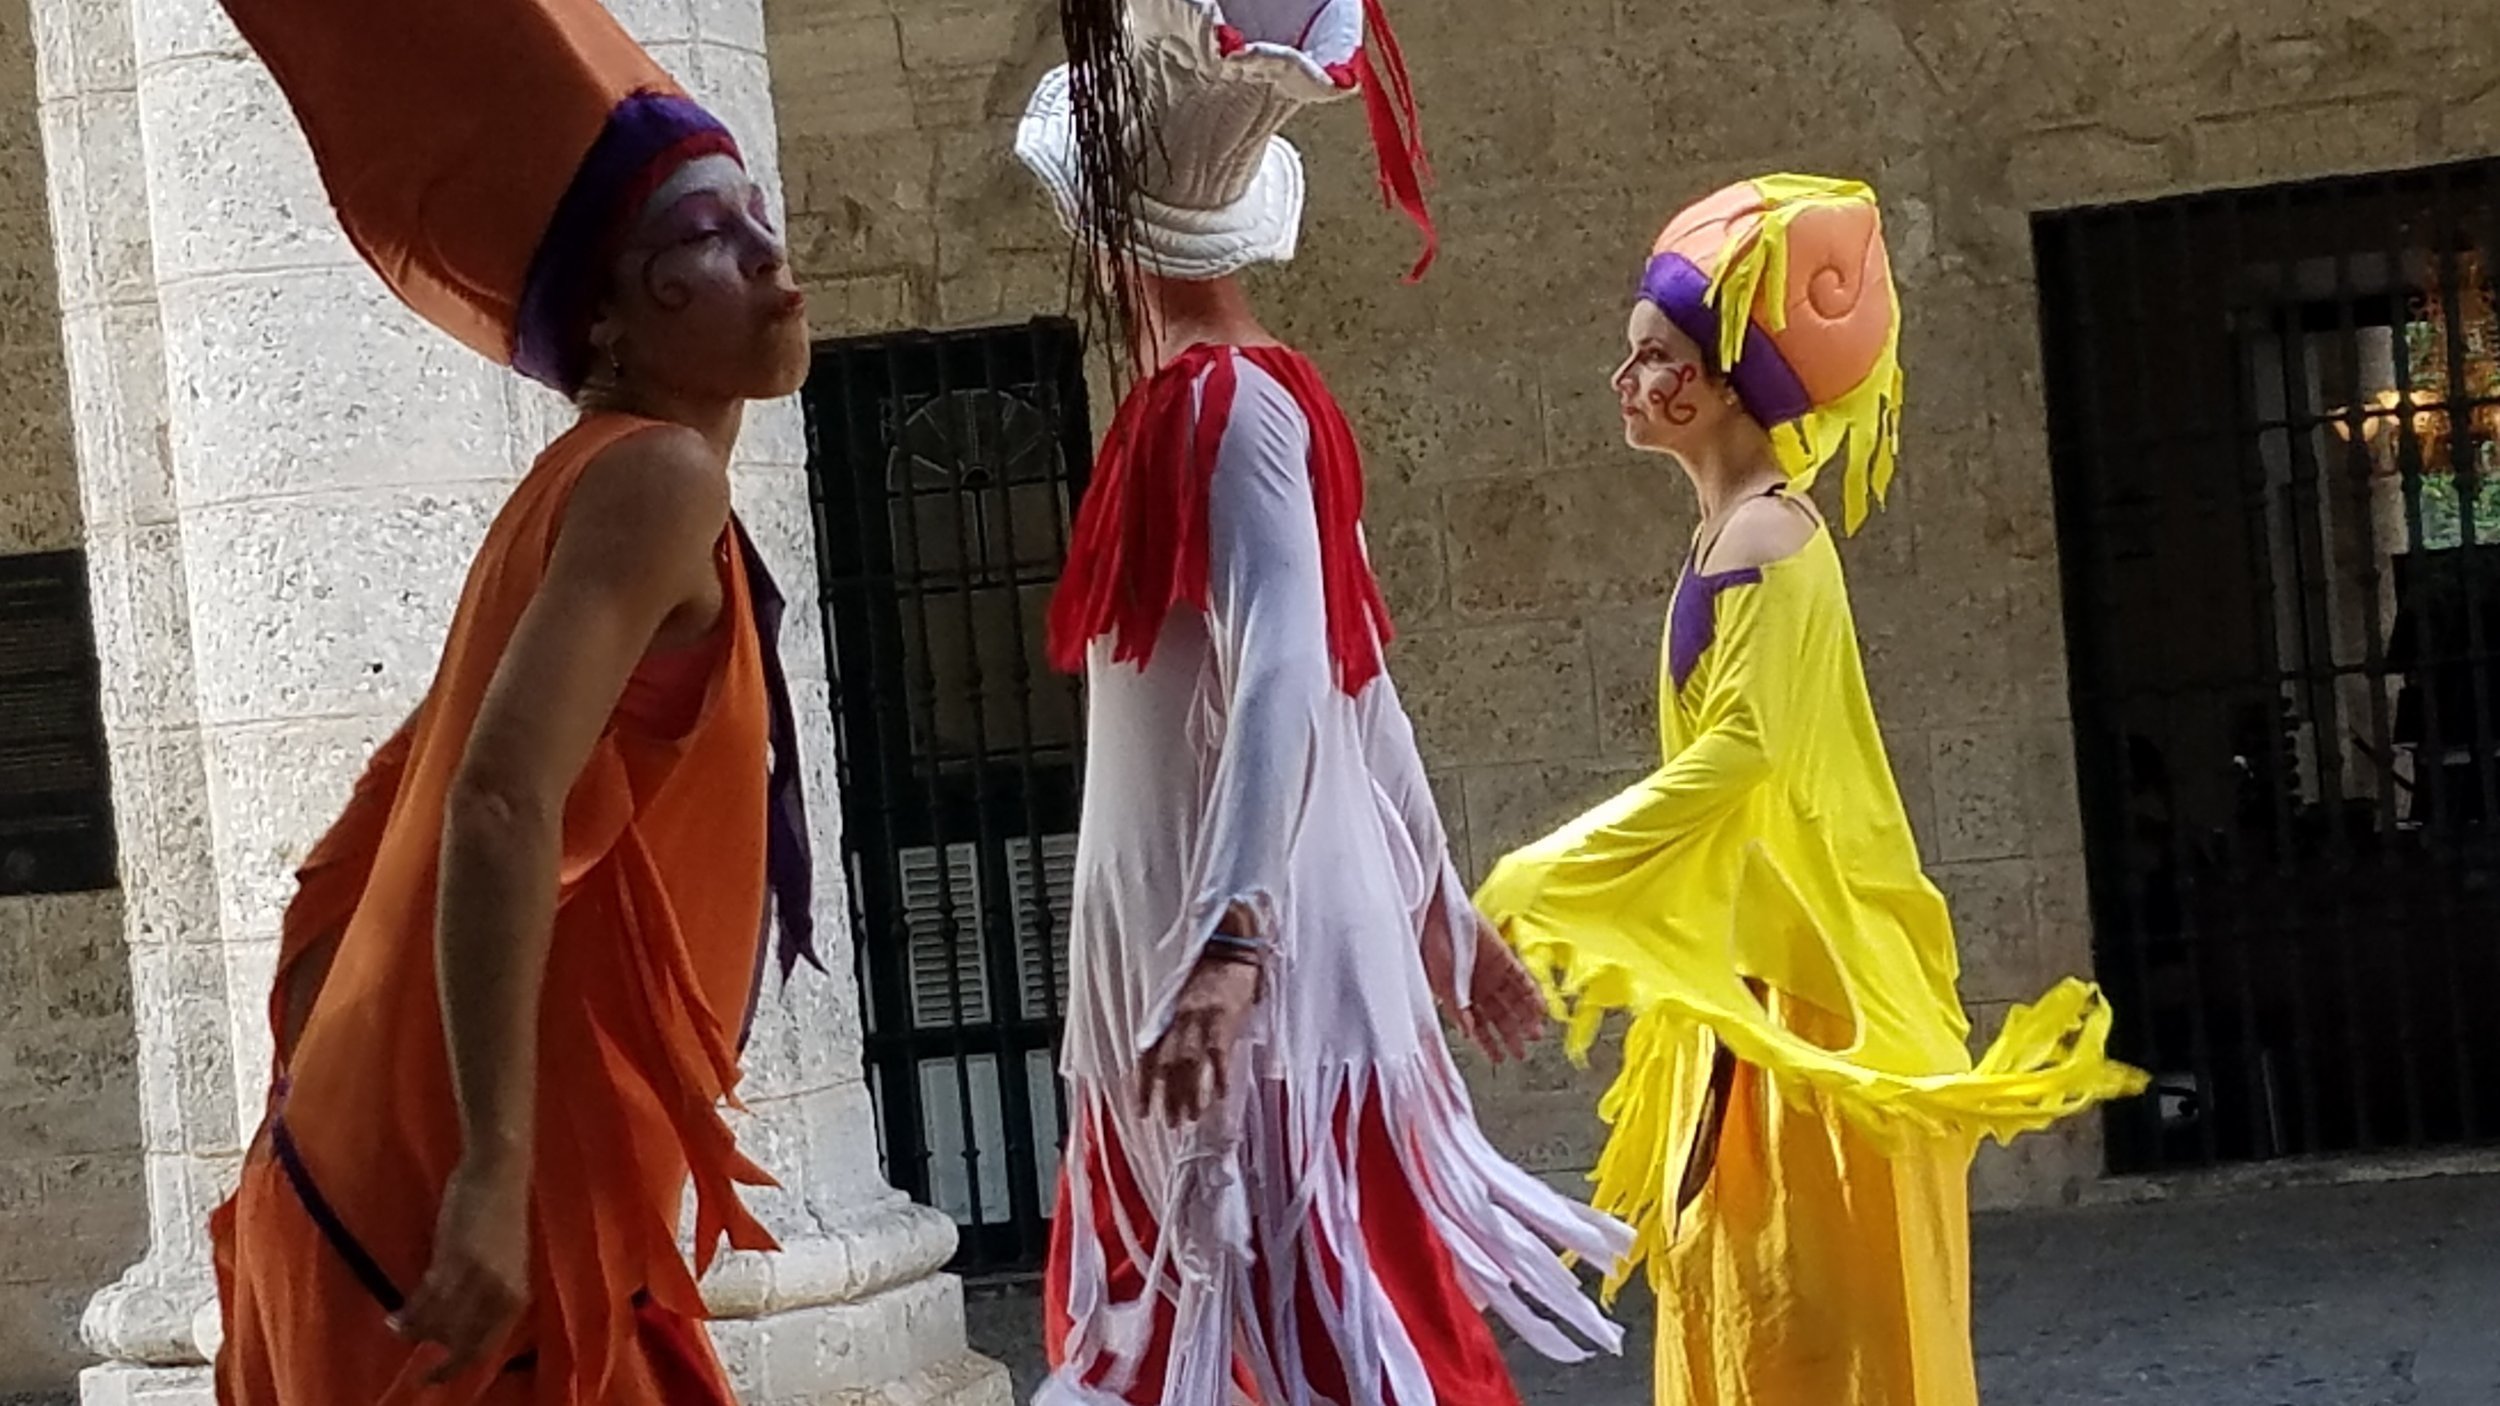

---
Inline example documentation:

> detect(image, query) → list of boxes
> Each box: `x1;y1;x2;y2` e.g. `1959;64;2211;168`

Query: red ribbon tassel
1355;0;1436;282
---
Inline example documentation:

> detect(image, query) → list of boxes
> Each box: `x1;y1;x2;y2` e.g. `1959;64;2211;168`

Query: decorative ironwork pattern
803;321;1093;1272
2037;160;2500;1173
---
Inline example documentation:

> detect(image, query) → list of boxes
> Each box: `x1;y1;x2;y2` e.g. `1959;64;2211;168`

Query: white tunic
1047;357;1629;1406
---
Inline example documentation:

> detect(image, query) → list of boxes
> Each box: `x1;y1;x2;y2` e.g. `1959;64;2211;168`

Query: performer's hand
391;1149;531;1385
1466;916;1547;1064
1426;906;1544;1064
1137;954;1260;1127
1420;898;1482;1048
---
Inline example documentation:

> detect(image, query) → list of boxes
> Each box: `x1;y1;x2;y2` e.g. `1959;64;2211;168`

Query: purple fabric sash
1667;561;1763;693
731;517;822;1052
267;1107;406;1314
265;1099;539;1372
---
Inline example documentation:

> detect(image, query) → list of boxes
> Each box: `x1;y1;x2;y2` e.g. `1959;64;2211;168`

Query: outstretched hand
1467;919;1548;1062
1425;903;1546;1064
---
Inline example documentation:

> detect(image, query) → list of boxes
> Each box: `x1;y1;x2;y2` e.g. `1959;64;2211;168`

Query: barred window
0;550;116;896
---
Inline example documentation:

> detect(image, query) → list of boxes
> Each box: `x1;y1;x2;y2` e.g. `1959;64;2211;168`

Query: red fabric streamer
1355;0;1435;282
1045;344;1394;697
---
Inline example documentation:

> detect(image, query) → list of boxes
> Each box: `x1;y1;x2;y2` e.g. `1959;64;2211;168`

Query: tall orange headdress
220;0;744;395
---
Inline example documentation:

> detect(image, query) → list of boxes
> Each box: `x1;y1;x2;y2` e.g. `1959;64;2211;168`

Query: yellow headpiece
1638;175;1904;532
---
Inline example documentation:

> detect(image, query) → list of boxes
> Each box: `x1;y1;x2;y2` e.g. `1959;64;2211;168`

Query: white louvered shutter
899;843;988;1028
1006;833;1077;1020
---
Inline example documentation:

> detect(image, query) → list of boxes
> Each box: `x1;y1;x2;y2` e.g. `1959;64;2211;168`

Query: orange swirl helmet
1638;175;1905;532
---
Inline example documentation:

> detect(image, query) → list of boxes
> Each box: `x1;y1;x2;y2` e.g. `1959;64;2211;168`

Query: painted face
1613;300;1746;455
598;155;810;401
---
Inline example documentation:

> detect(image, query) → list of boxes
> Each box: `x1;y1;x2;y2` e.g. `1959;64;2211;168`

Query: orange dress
212;412;791;1405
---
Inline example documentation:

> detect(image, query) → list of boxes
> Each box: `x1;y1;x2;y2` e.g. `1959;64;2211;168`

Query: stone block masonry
0;0;143;1384
762;0;2500;1213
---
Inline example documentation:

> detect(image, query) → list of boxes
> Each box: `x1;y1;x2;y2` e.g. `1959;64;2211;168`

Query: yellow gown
1476;522;2145;1406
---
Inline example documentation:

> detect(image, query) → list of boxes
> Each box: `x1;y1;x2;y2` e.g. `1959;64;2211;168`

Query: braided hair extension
1057;0;1156;386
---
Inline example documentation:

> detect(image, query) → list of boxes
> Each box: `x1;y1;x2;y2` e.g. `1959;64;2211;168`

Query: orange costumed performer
203;0;822;1401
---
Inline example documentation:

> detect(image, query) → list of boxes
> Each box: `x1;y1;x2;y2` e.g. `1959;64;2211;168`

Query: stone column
647;32;1005;1406
29;0;1008;1400
31;0;237;1381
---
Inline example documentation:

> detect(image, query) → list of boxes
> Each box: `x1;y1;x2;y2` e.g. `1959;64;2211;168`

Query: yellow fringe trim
1510;914;2150;1297
1700;174;1904;536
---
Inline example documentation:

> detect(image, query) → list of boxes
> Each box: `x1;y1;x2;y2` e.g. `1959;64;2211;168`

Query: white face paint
624;155;786;287
602;153;809;402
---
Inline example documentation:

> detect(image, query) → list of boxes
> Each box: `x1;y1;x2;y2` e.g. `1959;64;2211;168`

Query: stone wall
0;0;142;1387
0;895;138;1393
764;0;2500;1208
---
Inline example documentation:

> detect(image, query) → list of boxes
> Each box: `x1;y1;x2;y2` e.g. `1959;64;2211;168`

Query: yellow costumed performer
1474;175;2148;1405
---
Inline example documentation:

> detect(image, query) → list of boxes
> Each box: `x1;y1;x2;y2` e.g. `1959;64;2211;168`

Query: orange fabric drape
215;412;779;1406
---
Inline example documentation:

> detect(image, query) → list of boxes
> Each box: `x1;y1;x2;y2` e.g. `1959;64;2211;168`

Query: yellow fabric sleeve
1473;542;2147;1294
1478;577;1787;921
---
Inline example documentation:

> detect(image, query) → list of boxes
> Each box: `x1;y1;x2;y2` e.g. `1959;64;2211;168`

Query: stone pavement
962;1170;2500;1406
9;1169;2489;1405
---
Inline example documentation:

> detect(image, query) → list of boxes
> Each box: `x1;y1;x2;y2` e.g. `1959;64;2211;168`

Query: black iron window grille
2038;158;2500;1175
0;550;116;897
803;320;1092;1272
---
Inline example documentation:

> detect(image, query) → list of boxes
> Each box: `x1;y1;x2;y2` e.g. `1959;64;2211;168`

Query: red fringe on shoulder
1046;344;1392;696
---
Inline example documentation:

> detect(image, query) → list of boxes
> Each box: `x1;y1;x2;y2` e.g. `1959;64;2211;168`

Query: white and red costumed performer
1016;0;1632;1402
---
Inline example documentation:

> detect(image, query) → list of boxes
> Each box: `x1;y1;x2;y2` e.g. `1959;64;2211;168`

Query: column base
78;1203;1012;1406
712;1270;1013;1406
728;1345;1012;1406
81;1280;1016;1406
78;1254;214;1370
77;1328;1013;1406
78;1363;212;1406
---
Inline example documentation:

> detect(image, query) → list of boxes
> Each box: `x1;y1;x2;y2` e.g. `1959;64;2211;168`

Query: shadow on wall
0;890;145;1395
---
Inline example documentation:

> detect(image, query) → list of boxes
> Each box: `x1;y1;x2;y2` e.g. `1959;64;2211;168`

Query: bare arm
392;424;726;1381
1697;492;1820;575
435;424;727;1172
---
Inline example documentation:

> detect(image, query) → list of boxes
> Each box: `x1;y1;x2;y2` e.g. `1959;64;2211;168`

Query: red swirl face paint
1653;361;1700;426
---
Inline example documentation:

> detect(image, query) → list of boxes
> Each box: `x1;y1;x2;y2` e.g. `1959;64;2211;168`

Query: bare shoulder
1702;493;1822;573
560;422;731;568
